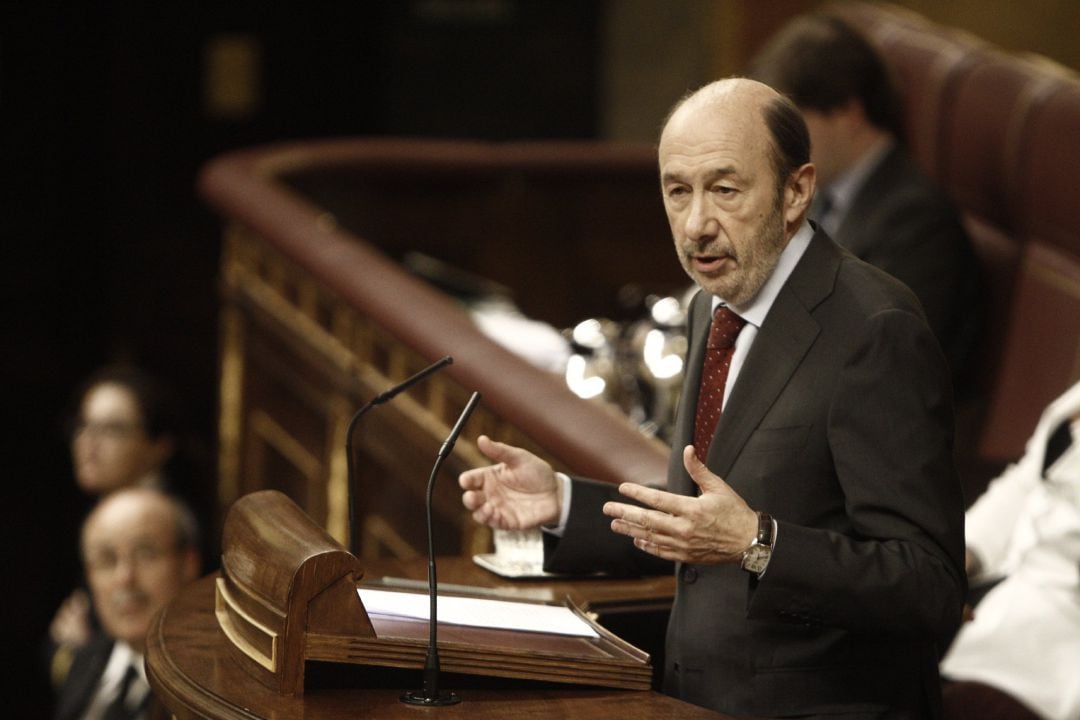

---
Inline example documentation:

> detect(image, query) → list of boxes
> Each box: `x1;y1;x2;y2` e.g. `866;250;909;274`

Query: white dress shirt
79;642;149;720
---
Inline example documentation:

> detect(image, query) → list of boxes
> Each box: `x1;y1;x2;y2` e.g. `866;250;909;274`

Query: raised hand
49;588;92;649
458;435;561;530
603;445;758;565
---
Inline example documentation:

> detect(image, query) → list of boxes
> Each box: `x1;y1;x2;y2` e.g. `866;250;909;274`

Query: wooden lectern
149;579;726;719
213;490;651;696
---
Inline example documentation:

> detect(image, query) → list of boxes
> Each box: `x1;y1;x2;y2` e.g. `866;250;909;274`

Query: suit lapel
668;292;712;495
54;635;115;720
706;233;841;479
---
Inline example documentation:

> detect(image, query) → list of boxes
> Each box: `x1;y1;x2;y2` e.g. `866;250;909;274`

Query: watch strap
756;511;774;546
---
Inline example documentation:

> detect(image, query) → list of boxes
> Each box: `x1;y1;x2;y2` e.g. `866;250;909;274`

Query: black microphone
346;355;453;556
401;390;481;707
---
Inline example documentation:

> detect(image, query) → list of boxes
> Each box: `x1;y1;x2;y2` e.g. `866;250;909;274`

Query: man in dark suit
748;14;982;395
53;488;200;720
459;78;966;719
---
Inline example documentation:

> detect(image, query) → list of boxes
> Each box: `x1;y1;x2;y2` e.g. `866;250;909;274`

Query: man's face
660;92;790;305
82;492;196;651
72;383;169;495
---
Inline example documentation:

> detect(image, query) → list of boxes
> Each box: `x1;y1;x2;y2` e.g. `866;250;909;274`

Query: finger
603;500;678;536
604;502;680;543
603;500;646;522
472;507;493;526
475;503;517;531
633;537;687;562
461;489;486;511
617;482;692;515
610;517;679;546
459;468;488;490
475;434;502;461
476;434;523;464
682;445;730;494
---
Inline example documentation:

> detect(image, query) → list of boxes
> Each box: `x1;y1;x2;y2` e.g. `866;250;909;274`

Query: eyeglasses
71;419;144;441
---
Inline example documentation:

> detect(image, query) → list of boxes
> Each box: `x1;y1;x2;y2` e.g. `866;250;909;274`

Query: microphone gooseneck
401;390;481;707
345;356;453;556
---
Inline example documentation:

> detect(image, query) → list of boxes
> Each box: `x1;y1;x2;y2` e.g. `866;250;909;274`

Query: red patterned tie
693;306;746;462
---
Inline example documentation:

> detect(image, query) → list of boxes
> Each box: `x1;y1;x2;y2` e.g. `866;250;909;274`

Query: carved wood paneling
205;140;672;563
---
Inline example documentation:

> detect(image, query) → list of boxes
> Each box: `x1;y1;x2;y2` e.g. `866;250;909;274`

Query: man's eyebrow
661;166;739;184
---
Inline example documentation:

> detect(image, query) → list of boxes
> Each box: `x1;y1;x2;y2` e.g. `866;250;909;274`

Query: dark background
2;2;600;715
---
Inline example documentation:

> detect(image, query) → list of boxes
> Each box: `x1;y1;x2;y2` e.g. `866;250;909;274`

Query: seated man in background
748;13;982;393
53;488;200;720
940;380;1080;720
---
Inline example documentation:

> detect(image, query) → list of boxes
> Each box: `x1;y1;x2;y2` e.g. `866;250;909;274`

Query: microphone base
400;689;461;706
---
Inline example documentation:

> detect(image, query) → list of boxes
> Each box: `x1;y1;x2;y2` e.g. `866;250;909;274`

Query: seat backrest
978;242;1080;462
830;1;1080;487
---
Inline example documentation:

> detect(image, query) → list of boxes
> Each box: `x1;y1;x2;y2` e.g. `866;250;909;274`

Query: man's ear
784;162;816;228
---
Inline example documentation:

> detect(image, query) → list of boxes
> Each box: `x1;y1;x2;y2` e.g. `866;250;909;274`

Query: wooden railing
200;139;676;560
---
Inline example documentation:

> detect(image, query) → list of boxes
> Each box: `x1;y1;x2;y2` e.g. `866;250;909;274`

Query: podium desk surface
359;555;677;614
148;574;729;720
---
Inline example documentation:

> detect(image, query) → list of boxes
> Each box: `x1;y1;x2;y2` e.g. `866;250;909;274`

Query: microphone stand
401;390;481;707
346;355;453;557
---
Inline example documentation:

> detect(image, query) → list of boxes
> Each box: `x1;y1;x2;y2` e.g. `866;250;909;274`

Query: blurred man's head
81;487;200;652
748;14;901;186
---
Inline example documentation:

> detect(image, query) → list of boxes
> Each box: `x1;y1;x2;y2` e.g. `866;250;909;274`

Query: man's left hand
603;445;758;565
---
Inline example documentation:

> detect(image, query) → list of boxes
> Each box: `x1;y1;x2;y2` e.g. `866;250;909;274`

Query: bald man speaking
458;78;965;719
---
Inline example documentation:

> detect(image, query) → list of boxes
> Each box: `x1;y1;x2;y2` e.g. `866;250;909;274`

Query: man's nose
684;193;717;241
112;556;138;585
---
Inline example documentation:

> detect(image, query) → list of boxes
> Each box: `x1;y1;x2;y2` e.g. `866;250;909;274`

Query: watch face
742;545;771;574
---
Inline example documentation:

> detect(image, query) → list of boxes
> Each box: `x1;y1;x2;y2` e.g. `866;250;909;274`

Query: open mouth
692;254;732;274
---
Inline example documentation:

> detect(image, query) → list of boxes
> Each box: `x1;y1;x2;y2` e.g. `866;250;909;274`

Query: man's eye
713;185;736;195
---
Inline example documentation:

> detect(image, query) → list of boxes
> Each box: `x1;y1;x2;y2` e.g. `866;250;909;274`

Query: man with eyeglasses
53;487;200;720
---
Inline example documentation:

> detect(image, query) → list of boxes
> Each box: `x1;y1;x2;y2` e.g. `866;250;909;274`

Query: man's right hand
458;435;560;530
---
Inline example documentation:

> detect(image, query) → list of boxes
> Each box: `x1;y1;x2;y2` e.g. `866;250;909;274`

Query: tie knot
708;306;745;350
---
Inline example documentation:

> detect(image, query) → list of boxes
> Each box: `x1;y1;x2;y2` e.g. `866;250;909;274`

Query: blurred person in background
748;13;982;395
53;487;200;720
48;364;211;691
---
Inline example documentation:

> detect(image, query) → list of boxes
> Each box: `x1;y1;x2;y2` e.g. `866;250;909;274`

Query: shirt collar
711;219;815;327
102;641;148;688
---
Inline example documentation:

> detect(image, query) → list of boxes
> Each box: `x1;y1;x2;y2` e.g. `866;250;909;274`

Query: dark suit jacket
53;634;161;720
53;633;112;720
545;231;967;719
828;145;982;396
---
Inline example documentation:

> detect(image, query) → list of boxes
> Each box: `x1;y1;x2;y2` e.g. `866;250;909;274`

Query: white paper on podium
358;587;599;638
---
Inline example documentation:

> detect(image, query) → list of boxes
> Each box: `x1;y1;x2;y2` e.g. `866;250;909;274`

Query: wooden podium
146;490;730;718
213;489;652;694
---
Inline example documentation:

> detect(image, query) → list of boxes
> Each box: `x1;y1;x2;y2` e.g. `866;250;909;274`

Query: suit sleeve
747;306;967;642
543;477;673;577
